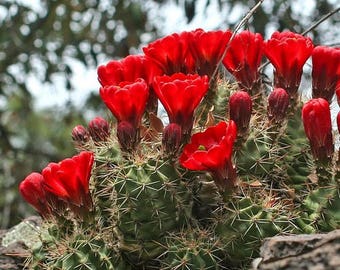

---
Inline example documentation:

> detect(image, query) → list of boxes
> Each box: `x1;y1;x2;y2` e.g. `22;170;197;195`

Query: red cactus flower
100;78;149;129
143;32;193;75
312;46;340;103
180;121;237;191
302;98;333;163
72;125;90;144
97;55;163;87
153;73;209;136
267;88;290;123
88;116;110;142
223;30;263;91
19;172;52;217
229;91;252;135
97;55;163;113
189;29;232;77
264;31;314;96
42;151;94;208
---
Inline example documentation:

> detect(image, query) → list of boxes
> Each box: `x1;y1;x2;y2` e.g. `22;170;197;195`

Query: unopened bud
72;125;90;144
337;111;340;134
117;121;137;152
162;123;182;154
302;98;334;164
88;117;110;142
229;91;252;136
267;88;290;123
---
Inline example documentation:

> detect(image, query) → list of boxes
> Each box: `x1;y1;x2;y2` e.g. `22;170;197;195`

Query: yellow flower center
198;145;206;151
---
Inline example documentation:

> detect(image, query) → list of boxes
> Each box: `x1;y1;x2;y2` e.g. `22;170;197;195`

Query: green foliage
0;0;154;228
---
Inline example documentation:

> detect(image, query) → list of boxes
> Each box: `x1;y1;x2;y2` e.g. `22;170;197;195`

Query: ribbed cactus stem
315;164;334;187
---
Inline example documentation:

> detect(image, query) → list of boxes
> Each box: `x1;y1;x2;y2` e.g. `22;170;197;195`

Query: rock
0;216;42;270
253;230;340;270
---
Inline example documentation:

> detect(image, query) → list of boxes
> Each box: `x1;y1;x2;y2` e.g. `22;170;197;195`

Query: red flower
100;79;149;129
42;151;94;208
180;121;237;191
153;73;209;136
229;91;252;135
97;55;163;87
312;46;340;103
264;31;314;96
189;29;232;77
143;32;192;75
98;55;162;114
302;98;333;163
19;173;51;217
267;88;290;123
223;31;263;91
88;116;110;142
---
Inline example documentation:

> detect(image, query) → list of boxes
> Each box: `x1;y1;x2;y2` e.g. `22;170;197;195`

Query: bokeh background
0;0;339;229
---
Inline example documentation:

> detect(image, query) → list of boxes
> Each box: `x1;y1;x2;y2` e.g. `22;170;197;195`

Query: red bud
337;111;340;134
88;117;110;142
267;88;290;123
302;98;334;163
72;125;90;144
229;91;252;135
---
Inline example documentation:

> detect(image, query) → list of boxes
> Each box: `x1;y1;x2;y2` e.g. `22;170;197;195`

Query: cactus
18;26;340;270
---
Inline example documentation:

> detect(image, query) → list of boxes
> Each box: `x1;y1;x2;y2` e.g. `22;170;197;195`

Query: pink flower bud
72;125;90;143
162;123;182;154
229;91;252;135
88;117;110;142
117;121;138;152
267;88;290;123
337;111;340;134
302;98;334;163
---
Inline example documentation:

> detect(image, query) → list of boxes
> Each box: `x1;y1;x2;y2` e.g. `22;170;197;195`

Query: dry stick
301;6;340;36
259;6;340;71
210;0;265;84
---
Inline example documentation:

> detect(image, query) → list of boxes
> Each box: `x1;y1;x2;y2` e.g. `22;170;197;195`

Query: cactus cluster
19;28;339;269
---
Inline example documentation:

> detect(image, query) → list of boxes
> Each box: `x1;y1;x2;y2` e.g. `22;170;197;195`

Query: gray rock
253;230;340;270
0;216;42;270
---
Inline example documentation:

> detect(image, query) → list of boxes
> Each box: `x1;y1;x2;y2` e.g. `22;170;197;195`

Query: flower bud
267;88;290;123
337;111;340;134
72;125;90;144
117;121;137;152
88;116;110;142
229;91;252;136
302;98;334;163
162;123;182;155
19;172;51;217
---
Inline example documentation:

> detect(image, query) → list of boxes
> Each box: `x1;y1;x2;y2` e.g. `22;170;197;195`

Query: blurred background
0;0;339;229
